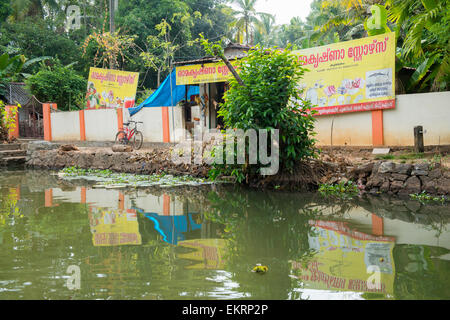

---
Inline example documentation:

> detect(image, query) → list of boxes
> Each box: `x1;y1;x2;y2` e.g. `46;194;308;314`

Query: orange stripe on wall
162;107;170;143
81;187;86;204
79;110;86;141
116;108;124;132
16;187;20;200
163;194;171;216
118;192;125;210
45;188;53;207
371;110;384;146
371;214;384;236
43;103;52;141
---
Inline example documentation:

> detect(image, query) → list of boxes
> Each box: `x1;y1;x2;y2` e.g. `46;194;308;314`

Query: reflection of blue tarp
128;69;199;116
134;207;201;245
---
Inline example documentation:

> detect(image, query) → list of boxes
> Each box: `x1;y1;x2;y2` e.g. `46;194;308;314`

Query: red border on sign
308;220;396;242
312;99;395;116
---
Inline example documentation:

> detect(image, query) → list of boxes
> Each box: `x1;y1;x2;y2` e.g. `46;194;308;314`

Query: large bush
216;45;318;176
26;63;87;111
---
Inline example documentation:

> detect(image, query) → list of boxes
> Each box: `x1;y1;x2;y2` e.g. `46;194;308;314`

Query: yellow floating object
252;265;268;273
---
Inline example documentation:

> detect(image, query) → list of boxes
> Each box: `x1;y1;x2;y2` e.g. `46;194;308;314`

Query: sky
233;0;314;26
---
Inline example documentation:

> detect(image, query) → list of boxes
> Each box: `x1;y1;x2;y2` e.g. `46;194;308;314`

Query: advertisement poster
176;60;239;85
177;239;227;269
86;67;139;109
89;208;142;246
291;220;396;296
293;32;396;115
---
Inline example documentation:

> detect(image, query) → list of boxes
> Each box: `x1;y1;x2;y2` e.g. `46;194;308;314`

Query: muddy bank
25;141;211;178
24;141;449;196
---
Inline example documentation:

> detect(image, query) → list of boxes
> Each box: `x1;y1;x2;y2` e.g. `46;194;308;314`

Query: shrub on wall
26;63;87;111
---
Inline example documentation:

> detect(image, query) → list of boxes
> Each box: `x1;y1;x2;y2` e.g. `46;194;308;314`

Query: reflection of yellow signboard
89;208;142;246
177;239;227;269
176;61;239;85
86;67;139;109
292;32;396;115
291;220;395;296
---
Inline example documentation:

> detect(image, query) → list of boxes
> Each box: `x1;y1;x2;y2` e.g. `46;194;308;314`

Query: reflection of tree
201;187;334;299
393;244;450;300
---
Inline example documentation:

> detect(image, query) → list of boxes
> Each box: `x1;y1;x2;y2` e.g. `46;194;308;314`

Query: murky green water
1;169;449;300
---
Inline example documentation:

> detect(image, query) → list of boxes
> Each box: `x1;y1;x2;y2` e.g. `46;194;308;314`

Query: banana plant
0;53;52;98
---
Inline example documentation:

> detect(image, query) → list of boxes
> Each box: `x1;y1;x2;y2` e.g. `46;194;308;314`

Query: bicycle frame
118;123;137;141
123;126;136;141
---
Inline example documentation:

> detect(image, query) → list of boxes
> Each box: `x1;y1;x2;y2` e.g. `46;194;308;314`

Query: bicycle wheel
115;131;129;145
132;130;143;150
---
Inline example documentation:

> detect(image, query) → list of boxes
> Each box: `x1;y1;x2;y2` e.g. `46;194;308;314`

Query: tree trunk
157;69;161;87
218;54;245;87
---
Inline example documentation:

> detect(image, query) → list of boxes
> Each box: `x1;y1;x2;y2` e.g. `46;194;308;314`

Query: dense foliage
205;43;318;183
0;0;448;111
221;46;318;168
26;63;87;111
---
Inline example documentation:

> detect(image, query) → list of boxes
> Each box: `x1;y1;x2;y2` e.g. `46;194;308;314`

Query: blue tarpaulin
128;68;199;116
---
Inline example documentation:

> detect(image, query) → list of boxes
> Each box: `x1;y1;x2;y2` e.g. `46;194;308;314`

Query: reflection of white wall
86;189;120;208
49;187;188;216
131;193;185;215
52;188;81;203
315;205;450;250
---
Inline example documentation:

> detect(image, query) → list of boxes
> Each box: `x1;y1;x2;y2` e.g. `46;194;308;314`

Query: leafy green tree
201;39;318;183
221;46;317;170
26;62;87;110
140;13;202;87
0;19;85;74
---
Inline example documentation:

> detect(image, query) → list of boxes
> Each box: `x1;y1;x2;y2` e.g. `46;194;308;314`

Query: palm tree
253;13;276;47
229;0;271;45
386;0;449;91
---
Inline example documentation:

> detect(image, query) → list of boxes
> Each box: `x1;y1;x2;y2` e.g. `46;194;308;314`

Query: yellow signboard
176;61;239;85
291;220;395;296
89;208;142;246
293;32;396;115
175;33;395;115
177;239;227;269
86;67;139;109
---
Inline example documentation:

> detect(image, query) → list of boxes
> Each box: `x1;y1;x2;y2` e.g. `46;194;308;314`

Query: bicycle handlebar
124;120;143;126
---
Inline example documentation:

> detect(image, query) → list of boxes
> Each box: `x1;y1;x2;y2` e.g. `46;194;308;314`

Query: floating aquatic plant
59;166;214;188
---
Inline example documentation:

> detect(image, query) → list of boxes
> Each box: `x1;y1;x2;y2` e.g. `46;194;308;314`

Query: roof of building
174;42;251;66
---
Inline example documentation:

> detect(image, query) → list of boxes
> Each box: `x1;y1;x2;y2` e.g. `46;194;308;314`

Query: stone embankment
24;141;449;196
321;160;449;196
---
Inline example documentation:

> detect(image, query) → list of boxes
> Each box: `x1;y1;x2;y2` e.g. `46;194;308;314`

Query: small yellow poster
176;61;240;85
292;32;396;115
177;239;227;269
89;208;142;246
86;67;139;109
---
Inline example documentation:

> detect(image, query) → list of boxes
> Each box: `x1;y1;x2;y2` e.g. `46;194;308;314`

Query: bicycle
115;120;144;150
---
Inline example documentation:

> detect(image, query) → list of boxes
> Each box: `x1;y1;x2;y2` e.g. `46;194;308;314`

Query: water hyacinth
58;166;214;189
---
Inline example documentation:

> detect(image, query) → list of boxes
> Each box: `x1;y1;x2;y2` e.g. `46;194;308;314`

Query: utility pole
109;0;116;34
109;0;116;69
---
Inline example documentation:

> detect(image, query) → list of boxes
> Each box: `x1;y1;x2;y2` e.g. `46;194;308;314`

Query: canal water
1;170;449;300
